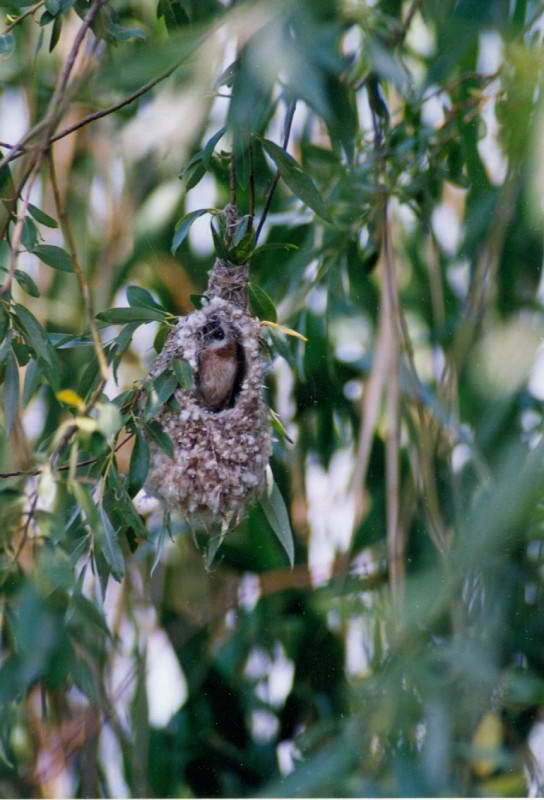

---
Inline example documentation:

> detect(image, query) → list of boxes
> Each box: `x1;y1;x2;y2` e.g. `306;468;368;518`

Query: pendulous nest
145;294;272;529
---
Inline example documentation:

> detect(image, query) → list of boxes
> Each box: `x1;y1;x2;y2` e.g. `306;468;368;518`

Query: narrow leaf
96;307;166;323
259;137;331;221
32;244;74;272
0;306;9;343
98;507;125;582
28;204;58;228
261;319;308;341
128;431;150;497
171;208;210;255
259;470;295;567
172;357;193;388
153;370;178;407
14;270;40;297
23;359;42;406
21;217;38;250
3;349;19;434
202;126;227;169
49;14;62;51
14;304;59;379
249;283;277;322
145;420;175;459
127;285;163;311
57;389;85;410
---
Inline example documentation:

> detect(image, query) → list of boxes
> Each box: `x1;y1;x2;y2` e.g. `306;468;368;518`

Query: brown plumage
195;317;245;411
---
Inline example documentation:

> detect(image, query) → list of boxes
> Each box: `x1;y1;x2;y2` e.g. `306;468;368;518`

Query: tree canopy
1;0;544;796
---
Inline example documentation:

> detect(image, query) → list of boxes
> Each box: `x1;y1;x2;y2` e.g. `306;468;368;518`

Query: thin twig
1;1;43;35
382;213;403;605
52;60;182;143
0;433;134;480
255;98;297;243
1;58;184;166
0;0;109;174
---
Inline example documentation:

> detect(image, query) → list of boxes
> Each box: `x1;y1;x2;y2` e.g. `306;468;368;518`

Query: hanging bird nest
144;215;272;531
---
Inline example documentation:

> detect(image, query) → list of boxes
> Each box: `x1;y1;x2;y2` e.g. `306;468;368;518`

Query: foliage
1;0;544;795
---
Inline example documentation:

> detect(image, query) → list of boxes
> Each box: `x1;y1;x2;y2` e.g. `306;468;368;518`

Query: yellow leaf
472;712;502;778
261;320;308;342
73;416;98;433
57;389;85;412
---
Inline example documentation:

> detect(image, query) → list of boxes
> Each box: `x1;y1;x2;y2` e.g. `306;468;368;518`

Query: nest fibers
145;295;272;529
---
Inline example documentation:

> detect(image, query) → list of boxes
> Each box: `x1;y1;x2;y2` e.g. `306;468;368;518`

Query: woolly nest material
145;294;272;529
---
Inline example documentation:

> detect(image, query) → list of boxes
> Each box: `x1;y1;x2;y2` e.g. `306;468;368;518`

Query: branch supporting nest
206;259;249;311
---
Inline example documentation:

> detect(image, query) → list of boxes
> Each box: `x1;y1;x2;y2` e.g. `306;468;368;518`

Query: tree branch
0;0;109;173
1;56;185;167
255;98;296;243
1;2;43;36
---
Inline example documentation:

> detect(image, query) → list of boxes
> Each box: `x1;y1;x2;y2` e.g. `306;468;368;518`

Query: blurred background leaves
1;0;544;796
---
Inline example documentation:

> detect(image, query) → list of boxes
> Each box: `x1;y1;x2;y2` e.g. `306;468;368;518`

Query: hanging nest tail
145;215;272;531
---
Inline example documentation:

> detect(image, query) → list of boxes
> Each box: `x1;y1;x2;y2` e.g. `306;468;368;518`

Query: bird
195;316;245;412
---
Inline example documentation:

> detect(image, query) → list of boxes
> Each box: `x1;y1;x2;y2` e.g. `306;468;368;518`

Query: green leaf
21;217;38;251
128;431;150;497
70;656;100;705
259;471;294;567
28;204;58;228
229;217;256;263
181;161;206;192
152;370;178;409
49;14;62;51
153;323;170;354
249;283;277;322
210;215;229;259
3;349;19;434
96;306;166;323
22;359;42;405
98;507;125;582
171;209;210;255
145;420;175;459
202;126;227;169
172;357;193;388
0;333;11;365
14;270;40;297
259;137;331;222
127;285;163;311
32;244;74;272
14;304;60;388
69;592;110;637
0;306;9;343
12;341;30;366
251;242;298;259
